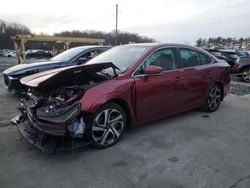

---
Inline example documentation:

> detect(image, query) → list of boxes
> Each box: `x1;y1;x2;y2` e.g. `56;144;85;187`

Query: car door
133;47;189;124
176;48;213;109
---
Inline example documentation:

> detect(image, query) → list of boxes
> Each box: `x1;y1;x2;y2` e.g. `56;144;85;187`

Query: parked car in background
219;50;240;67
203;49;227;60
3;46;111;93
0;49;12;57
0;50;5;57
3;51;16;58
26;49;53;59
232;56;250;82
235;49;250;57
13;43;230;153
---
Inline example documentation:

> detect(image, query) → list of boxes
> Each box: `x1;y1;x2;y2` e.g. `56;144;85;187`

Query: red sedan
14;43;230;153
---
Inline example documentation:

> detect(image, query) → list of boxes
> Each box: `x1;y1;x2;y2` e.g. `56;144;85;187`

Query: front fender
81;91;129;113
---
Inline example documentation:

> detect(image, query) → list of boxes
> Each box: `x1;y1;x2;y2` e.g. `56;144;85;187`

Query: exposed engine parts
24;85;89;137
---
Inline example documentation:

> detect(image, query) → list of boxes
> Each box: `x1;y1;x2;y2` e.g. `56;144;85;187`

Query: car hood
20;62;118;88
3;60;65;75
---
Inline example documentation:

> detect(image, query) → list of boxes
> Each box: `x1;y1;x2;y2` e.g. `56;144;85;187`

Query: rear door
176;48;214;109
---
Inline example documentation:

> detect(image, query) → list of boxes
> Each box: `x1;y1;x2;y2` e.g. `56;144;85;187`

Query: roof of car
203;48;220;52
71;45;111;49
121;43;200;49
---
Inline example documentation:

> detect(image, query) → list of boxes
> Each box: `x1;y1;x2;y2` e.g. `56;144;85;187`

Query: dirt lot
0;70;250;188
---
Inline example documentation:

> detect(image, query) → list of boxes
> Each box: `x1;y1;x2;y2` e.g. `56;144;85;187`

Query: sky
0;0;250;44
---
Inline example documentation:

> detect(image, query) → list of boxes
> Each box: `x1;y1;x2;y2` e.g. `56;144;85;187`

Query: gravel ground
0;57;47;71
1;91;250;188
230;82;250;95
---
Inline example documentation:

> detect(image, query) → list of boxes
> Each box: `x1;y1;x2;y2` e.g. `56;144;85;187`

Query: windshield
228;53;239;59
51;47;87;61
86;45;151;75
211;51;222;56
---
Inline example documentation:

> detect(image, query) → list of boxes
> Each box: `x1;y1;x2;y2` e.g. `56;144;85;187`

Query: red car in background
14;43;231;153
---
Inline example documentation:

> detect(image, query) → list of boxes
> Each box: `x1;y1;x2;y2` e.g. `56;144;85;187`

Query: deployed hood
21;62;118;88
3;60;65;75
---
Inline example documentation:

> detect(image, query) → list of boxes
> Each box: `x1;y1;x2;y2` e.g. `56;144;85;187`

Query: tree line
0;19;31;49
55;30;155;46
0;19;155;50
196;37;250;50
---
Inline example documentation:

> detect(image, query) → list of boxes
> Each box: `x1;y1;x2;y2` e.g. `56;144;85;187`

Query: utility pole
115;4;118;46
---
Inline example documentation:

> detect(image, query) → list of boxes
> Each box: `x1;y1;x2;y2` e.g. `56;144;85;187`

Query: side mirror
144;66;162;76
76;57;88;65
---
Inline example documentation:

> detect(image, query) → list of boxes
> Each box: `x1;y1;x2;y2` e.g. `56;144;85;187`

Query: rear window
178;48;212;68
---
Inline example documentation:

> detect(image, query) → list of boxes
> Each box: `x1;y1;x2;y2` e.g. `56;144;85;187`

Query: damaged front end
13;63;118;153
14;87;87;153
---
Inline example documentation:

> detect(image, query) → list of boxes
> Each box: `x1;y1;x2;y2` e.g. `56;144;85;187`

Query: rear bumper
231;64;241;74
224;82;230;98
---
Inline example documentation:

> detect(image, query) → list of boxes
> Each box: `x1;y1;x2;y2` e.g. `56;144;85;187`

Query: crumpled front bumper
15;118;59;154
18;100;81;136
13;99;82;153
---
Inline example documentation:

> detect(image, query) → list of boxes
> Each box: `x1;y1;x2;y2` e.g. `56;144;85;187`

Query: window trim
132;46;178;77
176;47;214;69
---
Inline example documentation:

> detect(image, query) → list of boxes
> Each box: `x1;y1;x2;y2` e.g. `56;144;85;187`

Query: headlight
8;76;18;80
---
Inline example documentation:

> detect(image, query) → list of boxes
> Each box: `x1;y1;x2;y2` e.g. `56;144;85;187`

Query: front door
133;47;188;124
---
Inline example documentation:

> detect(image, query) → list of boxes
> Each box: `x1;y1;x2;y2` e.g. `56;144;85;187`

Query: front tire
202;84;223;112
89;102;127;149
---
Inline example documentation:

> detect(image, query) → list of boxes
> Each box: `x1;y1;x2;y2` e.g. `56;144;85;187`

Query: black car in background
203;49;227;60
235;49;250;57
219;50;240;67
26;50;53;59
204;48;240;67
3;46;111;93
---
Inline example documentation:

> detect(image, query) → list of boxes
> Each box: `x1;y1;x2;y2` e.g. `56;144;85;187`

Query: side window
77;49;101;61
135;48;176;75
199;52;212;65
177;48;212;68
89;49;101;59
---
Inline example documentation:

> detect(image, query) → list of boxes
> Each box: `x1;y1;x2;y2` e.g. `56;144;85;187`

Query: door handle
175;76;183;82
205;71;211;78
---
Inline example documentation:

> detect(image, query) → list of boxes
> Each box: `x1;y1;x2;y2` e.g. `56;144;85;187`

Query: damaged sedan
13;43;231;153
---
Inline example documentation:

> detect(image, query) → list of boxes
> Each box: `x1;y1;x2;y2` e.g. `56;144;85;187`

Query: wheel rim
208;86;222;111
242;70;250;82
92;108;124;146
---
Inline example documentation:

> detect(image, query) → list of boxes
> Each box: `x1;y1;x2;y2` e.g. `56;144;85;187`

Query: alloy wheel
208;86;222;111
92;108;124;146
242;69;250;82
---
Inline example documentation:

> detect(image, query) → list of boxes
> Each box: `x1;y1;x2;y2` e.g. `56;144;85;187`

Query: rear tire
88;102;127;149
241;67;250;83
202;84;223;112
